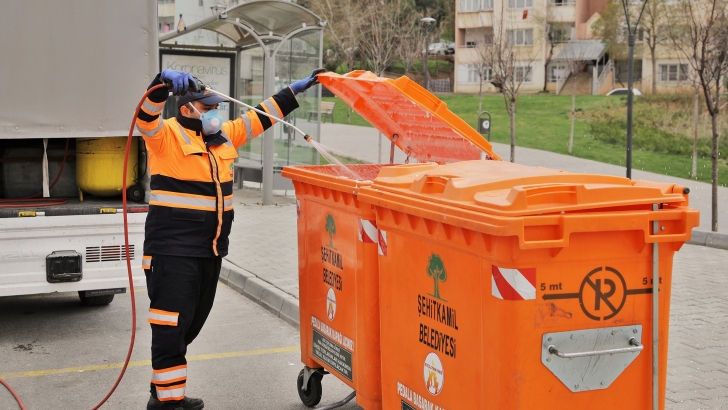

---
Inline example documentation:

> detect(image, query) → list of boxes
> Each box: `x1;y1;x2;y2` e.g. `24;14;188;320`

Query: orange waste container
357;160;699;410
283;70;503;409
282;164;389;409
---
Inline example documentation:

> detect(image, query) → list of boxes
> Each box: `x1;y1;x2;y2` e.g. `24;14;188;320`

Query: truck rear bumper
0;213;146;297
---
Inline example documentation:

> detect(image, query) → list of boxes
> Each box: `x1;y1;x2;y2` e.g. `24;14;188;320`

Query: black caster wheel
297;368;323;407
126;184;145;203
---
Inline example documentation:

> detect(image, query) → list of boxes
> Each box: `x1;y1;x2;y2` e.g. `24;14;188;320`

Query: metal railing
594;59;613;95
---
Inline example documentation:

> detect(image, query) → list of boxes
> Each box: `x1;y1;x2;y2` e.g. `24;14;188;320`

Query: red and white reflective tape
378;230;388;256
491;266;536;300
296;200;301;220
358;219;378;243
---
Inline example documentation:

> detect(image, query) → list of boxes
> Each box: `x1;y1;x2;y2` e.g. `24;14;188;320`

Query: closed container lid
318;71;501;163
357;161;699;248
369;160;688;216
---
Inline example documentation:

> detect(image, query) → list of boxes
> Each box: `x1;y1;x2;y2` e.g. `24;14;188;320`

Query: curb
219;260;300;329
687;230;728;251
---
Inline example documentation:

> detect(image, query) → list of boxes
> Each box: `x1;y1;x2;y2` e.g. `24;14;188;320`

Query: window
458;64;492;84
470;64;492;82
507;0;534;8
507;29;534;46
549;23;574;43
460;0;494;12
548;64;567;82
549;0;575;5
514;66;532;83
659;64;688;82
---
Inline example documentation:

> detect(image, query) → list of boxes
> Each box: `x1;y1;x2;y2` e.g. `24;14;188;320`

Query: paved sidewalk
223;123;728;408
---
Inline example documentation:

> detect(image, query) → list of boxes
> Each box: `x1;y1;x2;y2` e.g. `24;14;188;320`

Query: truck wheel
126;184;145;203
297;368;323;407
78;292;115;306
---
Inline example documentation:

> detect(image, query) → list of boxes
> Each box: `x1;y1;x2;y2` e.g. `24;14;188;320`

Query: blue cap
176;90;230;108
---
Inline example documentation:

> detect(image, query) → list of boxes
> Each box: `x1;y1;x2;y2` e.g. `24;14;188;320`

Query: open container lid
318;71;501;163
367;161;690;217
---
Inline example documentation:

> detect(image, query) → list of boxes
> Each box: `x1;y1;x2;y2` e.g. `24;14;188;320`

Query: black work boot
148;384;204;410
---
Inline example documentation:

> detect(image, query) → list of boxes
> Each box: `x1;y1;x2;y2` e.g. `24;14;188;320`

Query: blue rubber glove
160;69;199;96
289;68;326;95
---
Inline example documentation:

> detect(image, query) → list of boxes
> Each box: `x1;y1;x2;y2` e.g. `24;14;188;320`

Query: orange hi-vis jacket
135;75;299;258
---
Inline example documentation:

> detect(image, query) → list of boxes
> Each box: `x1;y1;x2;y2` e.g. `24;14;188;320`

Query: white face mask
188;103;223;135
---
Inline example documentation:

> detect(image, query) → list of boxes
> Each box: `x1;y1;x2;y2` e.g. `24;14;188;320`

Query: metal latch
542;325;643;392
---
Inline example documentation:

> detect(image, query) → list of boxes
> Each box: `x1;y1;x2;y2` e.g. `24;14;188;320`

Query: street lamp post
421;17;436;91
621;0;647;180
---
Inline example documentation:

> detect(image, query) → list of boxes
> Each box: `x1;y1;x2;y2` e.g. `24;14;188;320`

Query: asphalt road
0;283;357;410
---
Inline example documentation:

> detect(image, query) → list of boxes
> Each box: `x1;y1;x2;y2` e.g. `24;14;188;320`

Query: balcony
455;46;481;63
457;10;493;28
550;5;576;22
158;2;175;18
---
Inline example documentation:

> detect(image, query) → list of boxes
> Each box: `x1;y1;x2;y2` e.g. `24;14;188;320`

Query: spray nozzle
304;135;312;142
162;76;206;95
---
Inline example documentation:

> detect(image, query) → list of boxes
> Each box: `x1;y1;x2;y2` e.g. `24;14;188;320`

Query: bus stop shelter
159;0;325;204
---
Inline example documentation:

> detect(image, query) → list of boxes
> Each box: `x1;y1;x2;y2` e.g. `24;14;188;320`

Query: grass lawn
322;94;726;185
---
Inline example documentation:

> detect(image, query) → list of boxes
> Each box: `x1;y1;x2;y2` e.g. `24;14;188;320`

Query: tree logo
325;214;336;248
427;253;447;302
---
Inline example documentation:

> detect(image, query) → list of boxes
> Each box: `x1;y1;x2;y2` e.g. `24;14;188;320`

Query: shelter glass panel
237;30;322;168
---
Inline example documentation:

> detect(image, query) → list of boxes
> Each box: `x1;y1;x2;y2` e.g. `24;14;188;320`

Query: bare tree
306;0;365;124
398;11;427;80
668;0;728;232
560;42;589;153
532;6;559;93
592;1;643;88
358;0;414;162
641;0;679;94
468;26;494;114
358;0;412;77
692;83;700;178
475;4;540;162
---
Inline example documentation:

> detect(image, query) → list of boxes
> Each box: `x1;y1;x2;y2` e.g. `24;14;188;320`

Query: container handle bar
548;338;643;359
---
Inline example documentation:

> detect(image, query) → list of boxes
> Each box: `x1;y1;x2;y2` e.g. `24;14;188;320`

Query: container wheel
78;292;115;306
297;368;323;407
126;184;145;203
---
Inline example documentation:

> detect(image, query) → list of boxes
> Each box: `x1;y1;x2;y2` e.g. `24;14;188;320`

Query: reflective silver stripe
240;114;254;141
261;100;279;121
224;198;233;209
220;130;233;146
150;193;216;209
142;99;164;115
152;367;187;383
136;119;163;137
149;311;178;325
156;385;185;400
142;259;152;268
175;123;191;145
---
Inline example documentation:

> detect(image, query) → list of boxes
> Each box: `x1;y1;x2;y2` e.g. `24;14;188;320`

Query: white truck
0;0;158;305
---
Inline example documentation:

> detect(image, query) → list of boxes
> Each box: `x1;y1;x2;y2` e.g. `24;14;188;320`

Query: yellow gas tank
76;137;138;197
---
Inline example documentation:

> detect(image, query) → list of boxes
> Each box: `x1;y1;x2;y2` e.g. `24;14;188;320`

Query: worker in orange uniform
136;68;323;410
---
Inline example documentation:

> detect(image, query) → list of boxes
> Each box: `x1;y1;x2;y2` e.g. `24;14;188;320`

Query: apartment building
455;0;609;94
454;0;698;95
